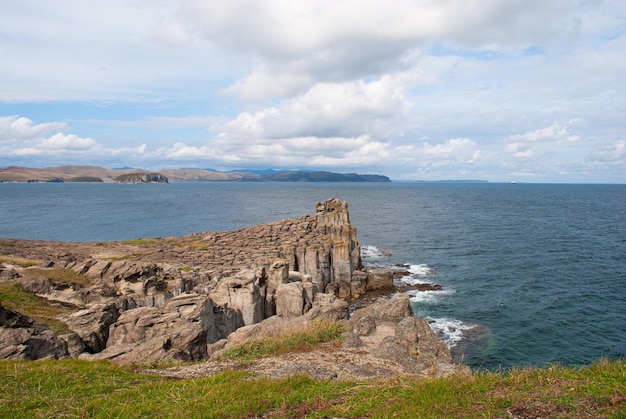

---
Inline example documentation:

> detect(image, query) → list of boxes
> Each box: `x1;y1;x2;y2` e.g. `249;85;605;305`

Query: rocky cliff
0;199;465;378
114;172;168;183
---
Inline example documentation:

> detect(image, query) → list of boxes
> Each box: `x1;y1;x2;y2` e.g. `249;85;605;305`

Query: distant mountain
395;179;489;184
0;166;391;183
253;171;391;182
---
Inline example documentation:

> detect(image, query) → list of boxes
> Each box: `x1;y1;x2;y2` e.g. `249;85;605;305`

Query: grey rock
275;282;306;319
61;303;119;353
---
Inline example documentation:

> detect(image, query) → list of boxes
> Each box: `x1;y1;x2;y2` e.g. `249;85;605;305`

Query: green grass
0;359;623;418
216;320;346;360
0;282;74;334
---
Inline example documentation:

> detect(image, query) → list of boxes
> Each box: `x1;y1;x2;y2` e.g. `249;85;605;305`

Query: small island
114;172;169;184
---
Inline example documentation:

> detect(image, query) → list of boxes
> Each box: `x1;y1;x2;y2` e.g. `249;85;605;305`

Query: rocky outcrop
114;172;168;184
0;199;468;378
0;302;69;360
155;294;469;381
82;294;217;363
60;303;120;353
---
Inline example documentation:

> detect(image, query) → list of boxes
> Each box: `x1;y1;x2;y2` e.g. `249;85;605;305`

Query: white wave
427;318;476;348
360;245;392;259
408;263;431;276
395;263;433;285
409;288;455;303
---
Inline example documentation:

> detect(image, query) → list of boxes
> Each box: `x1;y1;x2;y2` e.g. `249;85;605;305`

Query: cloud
176;0;584;99
507;123;580;144
587;140;626;164
504;123;583;161
0;114;148;164
0;116;67;141
0;1;624;182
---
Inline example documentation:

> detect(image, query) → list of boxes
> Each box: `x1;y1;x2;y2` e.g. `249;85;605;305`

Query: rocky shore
0;199;469;379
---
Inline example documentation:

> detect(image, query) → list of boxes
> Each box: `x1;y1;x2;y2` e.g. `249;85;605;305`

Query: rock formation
0;198;467;379
114;172;168;184
0;302;69;360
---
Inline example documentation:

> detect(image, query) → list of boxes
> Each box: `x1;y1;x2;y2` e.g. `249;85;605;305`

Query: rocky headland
0;199;468;379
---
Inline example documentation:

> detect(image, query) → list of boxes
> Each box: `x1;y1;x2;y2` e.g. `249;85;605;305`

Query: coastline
0;199;467;379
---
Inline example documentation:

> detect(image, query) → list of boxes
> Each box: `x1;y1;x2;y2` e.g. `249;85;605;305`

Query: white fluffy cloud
0;116;66;141
0;0;624;182
176;0;584;100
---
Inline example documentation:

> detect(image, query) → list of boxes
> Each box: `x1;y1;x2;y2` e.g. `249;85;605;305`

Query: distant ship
509;180;517;184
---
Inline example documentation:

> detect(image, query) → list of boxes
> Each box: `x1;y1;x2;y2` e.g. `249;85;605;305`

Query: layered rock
82;294;217;363
0;198;465;376
159;294;468;381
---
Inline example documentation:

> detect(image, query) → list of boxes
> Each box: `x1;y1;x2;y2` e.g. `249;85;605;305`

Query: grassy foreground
0;358;623;418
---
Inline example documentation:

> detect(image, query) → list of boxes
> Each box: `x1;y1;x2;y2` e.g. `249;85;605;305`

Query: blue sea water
0;182;624;370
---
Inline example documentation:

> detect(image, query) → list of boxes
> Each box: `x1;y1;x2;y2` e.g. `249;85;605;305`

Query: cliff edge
0;199;467;378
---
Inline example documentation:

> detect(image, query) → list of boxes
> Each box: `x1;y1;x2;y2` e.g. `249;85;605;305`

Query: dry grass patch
22;267;91;286
0;255;40;268
120;238;159;246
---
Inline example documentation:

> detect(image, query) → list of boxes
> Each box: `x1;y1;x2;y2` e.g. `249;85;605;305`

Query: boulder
0;302;33;328
304;293;349;322
61;303;120;353
59;333;86;358
275;282;306;319
0;327;69;360
0;302;69;360
0;264;20;280
349;293;413;326
350;270;367;298
371;336;426;372
366;267;393;291
395;316;451;365
209;269;265;326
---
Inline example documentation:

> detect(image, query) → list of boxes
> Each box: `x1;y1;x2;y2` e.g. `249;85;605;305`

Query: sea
0;181;624;370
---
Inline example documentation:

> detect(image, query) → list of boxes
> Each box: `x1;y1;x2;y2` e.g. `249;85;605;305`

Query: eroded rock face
83;294;217;363
60;303;119;353
0;303;69;360
0;199;465;376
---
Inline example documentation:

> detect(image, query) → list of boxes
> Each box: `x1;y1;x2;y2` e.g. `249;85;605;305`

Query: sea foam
428;318;477;348
360;245;392;259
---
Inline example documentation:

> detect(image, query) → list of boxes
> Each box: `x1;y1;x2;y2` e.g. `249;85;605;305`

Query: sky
0;0;624;182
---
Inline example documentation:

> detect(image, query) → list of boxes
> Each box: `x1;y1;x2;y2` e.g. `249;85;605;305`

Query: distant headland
0;165;391;183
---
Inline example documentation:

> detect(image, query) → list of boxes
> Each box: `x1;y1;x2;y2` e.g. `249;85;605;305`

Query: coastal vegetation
0;255;39;268
0;283;74;334
0;358;622;418
216;320;346;361
20;267;91;286
4;278;621;417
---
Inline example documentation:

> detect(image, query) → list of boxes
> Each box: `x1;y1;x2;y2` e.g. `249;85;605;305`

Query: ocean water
0;182;624;370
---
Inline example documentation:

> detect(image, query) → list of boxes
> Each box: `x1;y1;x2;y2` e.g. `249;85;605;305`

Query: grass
188;242;211;250
216;320;346;360
120;238;159;246
0;282;75;334
105;254;139;261
0;256;40;268
0;359;622;418
21;267;92;286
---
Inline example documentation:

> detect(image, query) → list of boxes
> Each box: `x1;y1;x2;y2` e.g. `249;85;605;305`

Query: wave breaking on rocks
0;198;469;379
